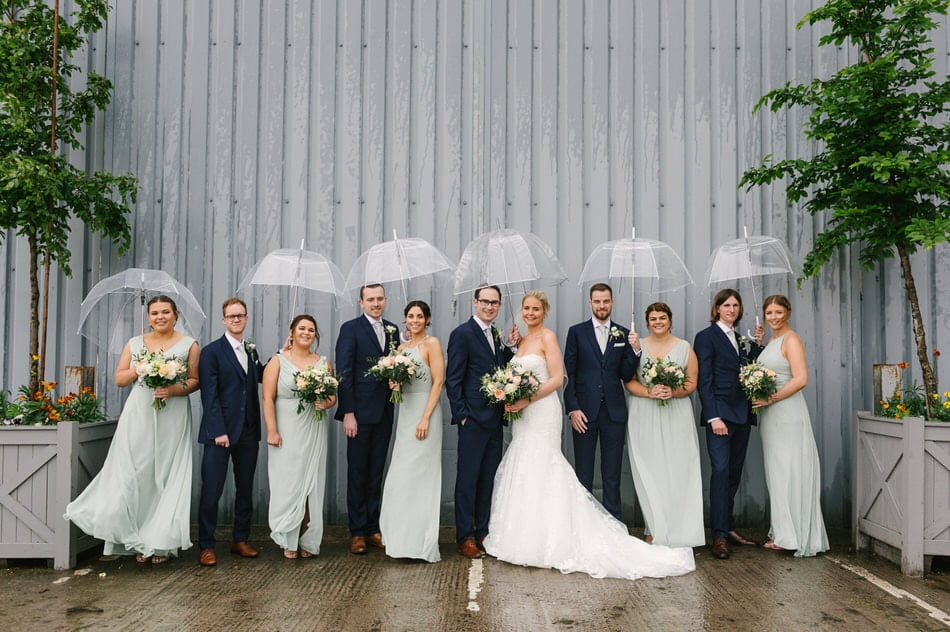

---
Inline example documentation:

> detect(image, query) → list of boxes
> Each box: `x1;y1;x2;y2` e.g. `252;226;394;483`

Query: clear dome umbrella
237;240;348;316
453;228;567;322
77;268;206;354
577;229;694;330
344;230;455;301
705;228;797;329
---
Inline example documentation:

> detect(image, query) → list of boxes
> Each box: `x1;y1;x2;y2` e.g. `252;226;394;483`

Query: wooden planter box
853;411;950;576
0;420;116;569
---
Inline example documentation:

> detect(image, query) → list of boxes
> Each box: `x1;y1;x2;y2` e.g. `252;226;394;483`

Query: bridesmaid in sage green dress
753;295;829;557
379;300;444;562
65;295;200;565
624;302;705;548
262;315;335;559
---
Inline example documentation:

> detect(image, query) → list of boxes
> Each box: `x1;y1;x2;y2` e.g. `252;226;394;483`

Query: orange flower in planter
898;361;909;369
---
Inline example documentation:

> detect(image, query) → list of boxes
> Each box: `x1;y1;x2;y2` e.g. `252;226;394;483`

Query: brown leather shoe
711;537;730;559
350;536;367;554
727;530;759;546
230;541;259;558
458;538;484;559
199;549;217;566
367;533;385;549
476;535;487;553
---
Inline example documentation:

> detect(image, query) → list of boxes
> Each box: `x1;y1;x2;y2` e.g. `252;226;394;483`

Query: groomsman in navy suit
335;284;398;554
563;283;641;521
197;297;264;566
694;288;764;560
446;285;517;558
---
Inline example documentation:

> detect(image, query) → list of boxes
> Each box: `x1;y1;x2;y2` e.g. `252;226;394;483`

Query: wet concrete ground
3;527;949;631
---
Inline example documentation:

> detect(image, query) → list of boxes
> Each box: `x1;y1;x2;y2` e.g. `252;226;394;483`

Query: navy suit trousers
346;421;393;536
454;420;503;542
198;434;259;549
705;421;752;539
571;401;625;521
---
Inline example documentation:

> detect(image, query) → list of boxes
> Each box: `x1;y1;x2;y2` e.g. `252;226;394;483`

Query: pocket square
612;342;625;347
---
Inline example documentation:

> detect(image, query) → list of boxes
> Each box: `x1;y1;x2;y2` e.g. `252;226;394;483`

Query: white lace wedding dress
483;354;696;580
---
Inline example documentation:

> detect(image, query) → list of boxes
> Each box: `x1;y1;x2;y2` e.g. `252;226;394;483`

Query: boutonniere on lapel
244;340;257;361
609;326;624;341
491;326;502;346
384;324;398;352
736;335;751;353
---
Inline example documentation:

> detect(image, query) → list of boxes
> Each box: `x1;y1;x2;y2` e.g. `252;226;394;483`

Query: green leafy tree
740;0;950;418
0;0;137;393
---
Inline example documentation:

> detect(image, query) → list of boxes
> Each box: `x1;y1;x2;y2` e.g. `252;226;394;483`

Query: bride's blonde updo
522;290;550;316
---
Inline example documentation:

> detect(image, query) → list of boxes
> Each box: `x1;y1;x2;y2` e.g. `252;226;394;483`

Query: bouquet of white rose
133;348;189;410
640;357;687;407
365;350;422;403
292;364;339;420
738;361;778;407
480;364;541;422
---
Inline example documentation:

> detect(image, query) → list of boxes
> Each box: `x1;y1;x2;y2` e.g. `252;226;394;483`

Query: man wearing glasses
196;298;264;566
446;286;518;558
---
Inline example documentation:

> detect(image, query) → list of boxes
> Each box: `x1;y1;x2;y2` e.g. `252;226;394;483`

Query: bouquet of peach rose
292;364;338;420
480;364;541;422
738;361;778;407
640;357;687;407
133;348;189;410
365;350;422;403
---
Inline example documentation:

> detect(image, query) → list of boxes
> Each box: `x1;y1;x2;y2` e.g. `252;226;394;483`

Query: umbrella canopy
578;237;694;295
705;235;796;287
77;268;206;354
705;232;797;328
344;233;455;298
237;245;347;315
453;228;567;295
578;236;694;328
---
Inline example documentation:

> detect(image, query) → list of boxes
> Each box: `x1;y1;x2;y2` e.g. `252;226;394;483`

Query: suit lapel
220;335;246;379
585;322;606;362
471;318;498;361
715;326;740;359
360;316;384;354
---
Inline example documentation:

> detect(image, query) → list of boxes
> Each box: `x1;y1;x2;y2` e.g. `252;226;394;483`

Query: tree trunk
28;232;40;394
896;242;937;418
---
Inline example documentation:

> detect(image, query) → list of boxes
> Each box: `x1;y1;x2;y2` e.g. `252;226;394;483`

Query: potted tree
0;1;136;569
740;0;950;576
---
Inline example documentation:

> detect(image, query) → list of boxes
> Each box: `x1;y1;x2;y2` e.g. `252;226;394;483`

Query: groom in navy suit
197;297;264;566
694;288;764;560
563;283;640;521
335;283;398;554
446;285;516;558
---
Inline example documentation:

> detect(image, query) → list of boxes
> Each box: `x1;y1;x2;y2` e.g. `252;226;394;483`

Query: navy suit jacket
563;320;639;423
693;323;762;427
445;317;513;429
198;335;264;445
334;315;398;425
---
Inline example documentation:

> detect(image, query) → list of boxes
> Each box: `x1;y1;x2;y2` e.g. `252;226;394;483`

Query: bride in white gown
483;291;695;580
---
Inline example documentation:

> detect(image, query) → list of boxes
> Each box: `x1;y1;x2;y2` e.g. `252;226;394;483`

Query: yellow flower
882;402;890;410
31;354;39;361
944;401;950;410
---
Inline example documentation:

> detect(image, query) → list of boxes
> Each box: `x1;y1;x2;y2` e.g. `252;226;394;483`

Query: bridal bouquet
365;350;422;404
133;348;189;410
640;357;687;407
292;364;339;420
739;362;778;406
480;364;541;422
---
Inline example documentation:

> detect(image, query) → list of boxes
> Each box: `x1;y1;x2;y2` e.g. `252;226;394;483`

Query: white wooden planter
0;420;116;569
853;411;950;576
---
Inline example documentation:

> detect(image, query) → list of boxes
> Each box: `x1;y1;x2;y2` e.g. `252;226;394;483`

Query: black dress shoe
712;538;730;559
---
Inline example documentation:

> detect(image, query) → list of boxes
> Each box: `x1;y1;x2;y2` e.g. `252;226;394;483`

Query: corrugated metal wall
2;0;948;530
